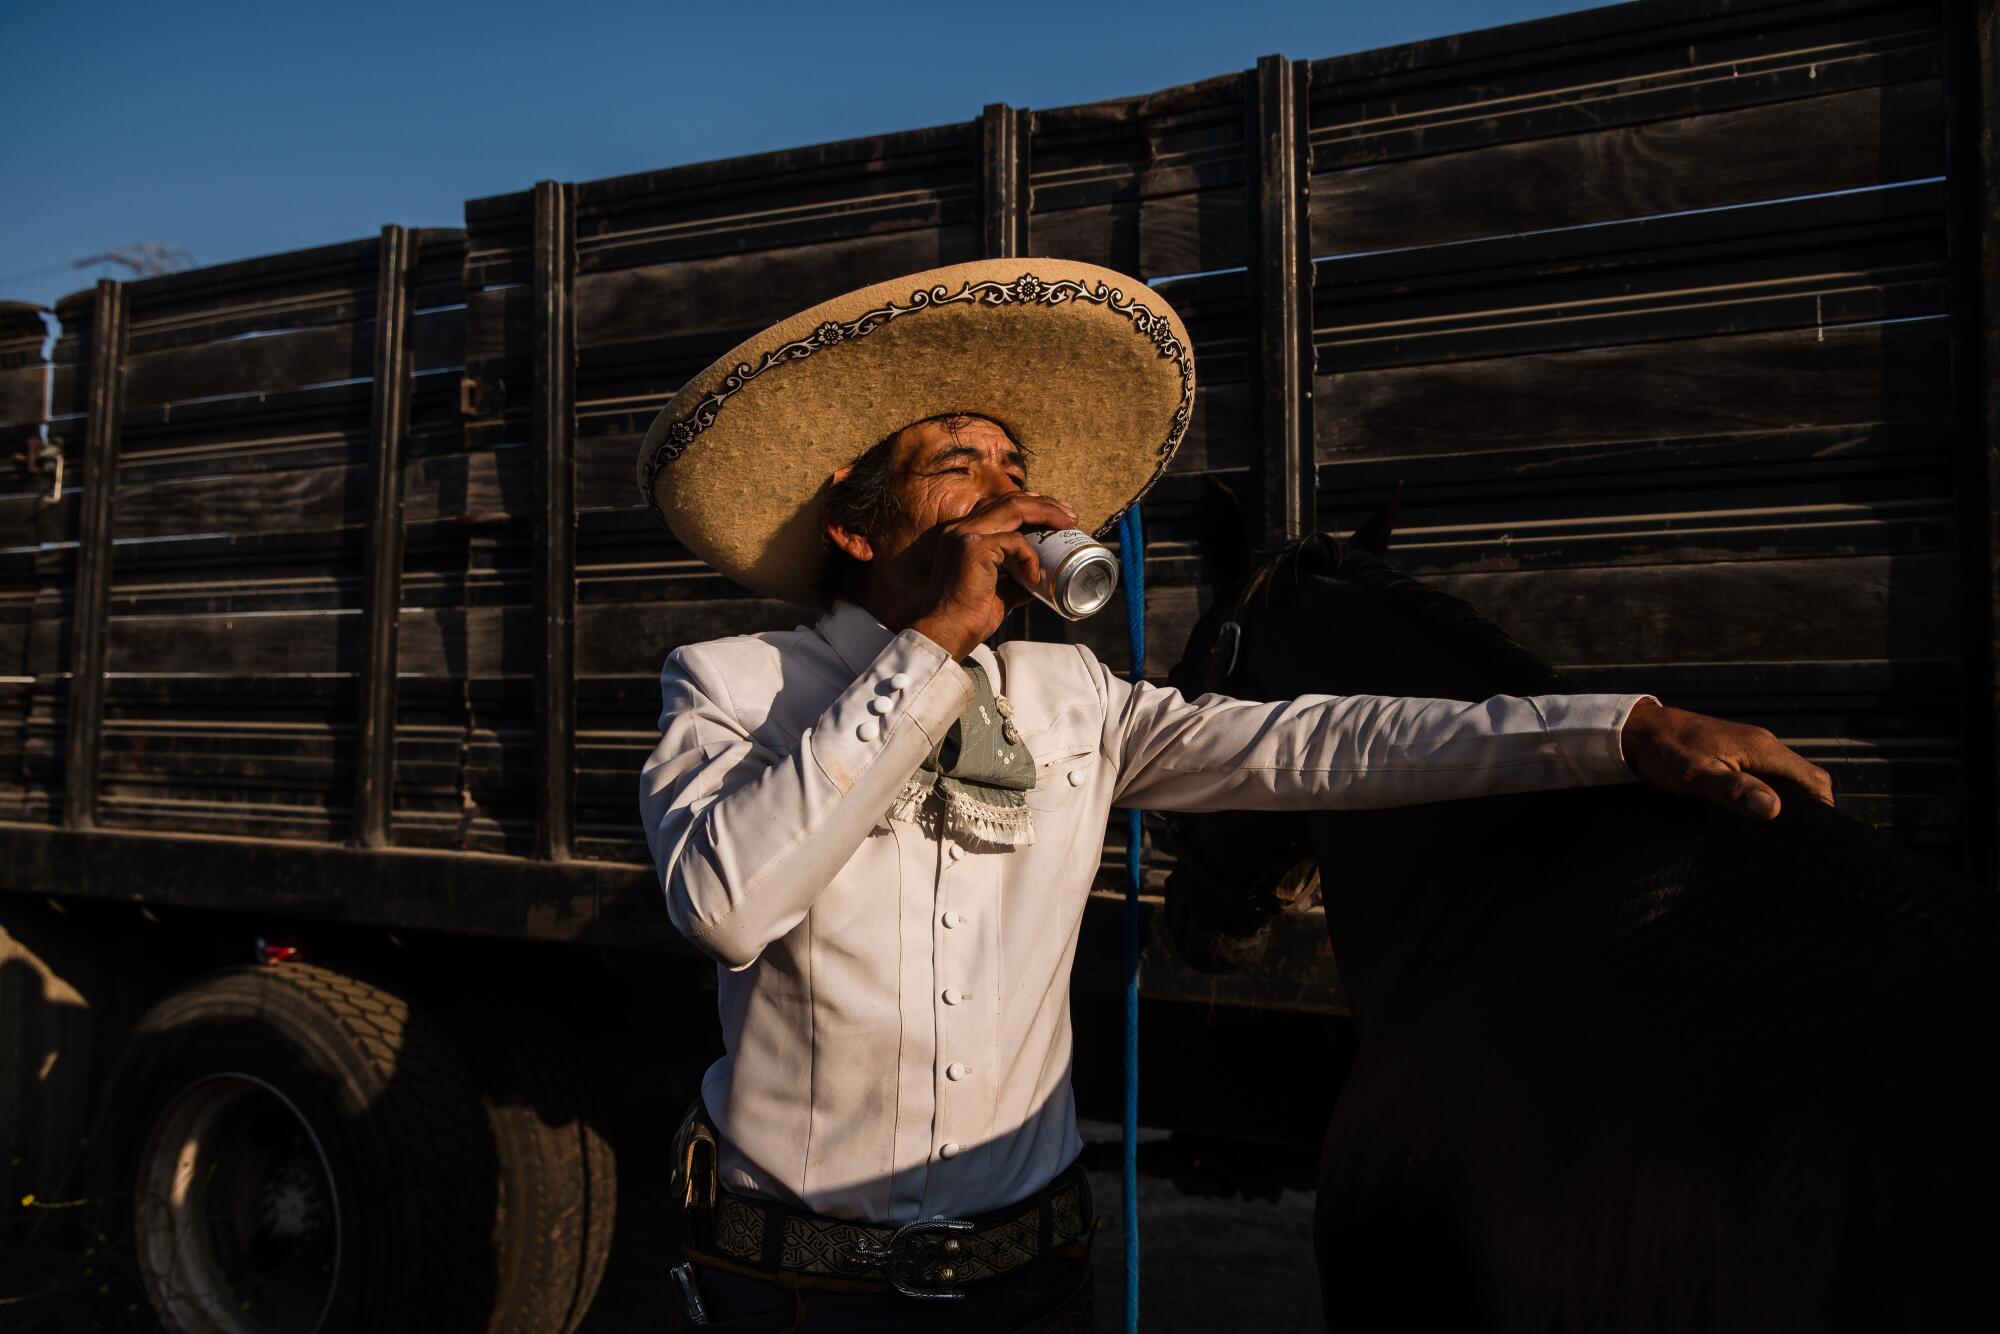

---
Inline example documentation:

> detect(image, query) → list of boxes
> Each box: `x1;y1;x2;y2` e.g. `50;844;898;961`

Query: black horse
1163;494;2000;1332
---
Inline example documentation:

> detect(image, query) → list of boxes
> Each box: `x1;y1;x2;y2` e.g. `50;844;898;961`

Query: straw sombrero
636;259;1195;605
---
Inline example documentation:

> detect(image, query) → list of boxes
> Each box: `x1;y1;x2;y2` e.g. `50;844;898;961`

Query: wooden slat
0;305;46;445
103;594;809;682
1944;0;1999;882
1309;0;1938;166
1336;492;1952;577
85;307;458;414
1983;0;2000;883
1250;54;1313;548
572;227;979;352
1314;185;1947;372
568;123;980;276
1427;553;1955;666
1316;422;1947;506
121;238;379;344
1313;320;1950;462
530;181;576;861
573;598;799;677
62;281;125;831
0;303;47;354
1310;80;1946;258
982;103;1027;259
1028;190;1248;281
109;445;524;542
352;228;415;849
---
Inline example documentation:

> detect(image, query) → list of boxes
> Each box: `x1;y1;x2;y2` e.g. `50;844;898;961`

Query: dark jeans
680;1254;1092;1332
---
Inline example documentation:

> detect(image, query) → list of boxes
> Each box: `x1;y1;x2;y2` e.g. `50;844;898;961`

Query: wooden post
62;280;125;831
531;181;577;862
1945;0;1998;885
984;103;1050;644
1248;54;1313;552
352;226;415;849
981;104;1027;260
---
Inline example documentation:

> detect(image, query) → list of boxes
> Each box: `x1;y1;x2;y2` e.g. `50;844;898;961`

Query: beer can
1018;528;1120;620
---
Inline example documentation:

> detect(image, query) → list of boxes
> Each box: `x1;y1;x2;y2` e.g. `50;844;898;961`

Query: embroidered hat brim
635;260;1195;606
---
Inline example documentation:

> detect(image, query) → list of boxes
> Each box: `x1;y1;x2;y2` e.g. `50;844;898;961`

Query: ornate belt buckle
847;1216;975;1301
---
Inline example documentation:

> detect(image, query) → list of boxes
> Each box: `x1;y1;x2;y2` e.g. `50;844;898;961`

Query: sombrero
635;259;1195;606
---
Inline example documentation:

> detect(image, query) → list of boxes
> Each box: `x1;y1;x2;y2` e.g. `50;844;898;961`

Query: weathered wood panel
1315;185;1947;371
64;232;470;841
1;0;1986;890
0;307;54;821
1314;321;1949;462
1312;82;1944;259
1029;71;1249;278
574;228;982;352
0;305;47;453
1292;0;1971;867
1308;0;1940;170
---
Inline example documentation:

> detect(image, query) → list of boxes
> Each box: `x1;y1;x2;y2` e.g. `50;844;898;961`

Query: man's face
823;414;1040;613
869;415;1029;562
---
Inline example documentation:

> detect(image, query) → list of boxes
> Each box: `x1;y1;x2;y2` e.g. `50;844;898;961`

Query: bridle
1169;553;1320;914
1198;557;1279;697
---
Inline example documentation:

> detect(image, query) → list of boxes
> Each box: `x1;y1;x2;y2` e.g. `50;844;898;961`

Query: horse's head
1163;479;1578;973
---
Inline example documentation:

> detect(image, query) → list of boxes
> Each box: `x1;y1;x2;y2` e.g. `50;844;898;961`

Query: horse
1161;487;2000;1332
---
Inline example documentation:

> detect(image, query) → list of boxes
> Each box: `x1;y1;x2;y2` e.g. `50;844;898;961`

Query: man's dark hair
814;413;1025;607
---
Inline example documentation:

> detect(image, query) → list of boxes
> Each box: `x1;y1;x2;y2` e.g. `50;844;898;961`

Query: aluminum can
1017;528;1120;620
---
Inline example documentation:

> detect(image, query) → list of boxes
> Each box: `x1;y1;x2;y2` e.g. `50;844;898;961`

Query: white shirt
639;600;1648;1224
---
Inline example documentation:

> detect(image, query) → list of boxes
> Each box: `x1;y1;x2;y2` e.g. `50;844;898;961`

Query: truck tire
87;963;605;1334
469;1009;617;1334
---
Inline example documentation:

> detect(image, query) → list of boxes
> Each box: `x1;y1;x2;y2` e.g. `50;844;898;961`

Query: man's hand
909;492;1077;658
1620;699;1835;819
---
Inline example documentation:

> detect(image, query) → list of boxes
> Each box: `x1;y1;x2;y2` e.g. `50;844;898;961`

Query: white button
942;988;964;1005
857;720;879;742
939;1142;962;1160
941;911;964;929
947;843;963;862
868;696;892;715
888;673;913;690
1067;769;1085;787
945;1062;968;1081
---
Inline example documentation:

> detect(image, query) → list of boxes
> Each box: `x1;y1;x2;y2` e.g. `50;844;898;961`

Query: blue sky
1;0;1600;310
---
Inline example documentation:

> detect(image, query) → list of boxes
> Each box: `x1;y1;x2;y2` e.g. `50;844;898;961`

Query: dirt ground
1082;1165;1322;1333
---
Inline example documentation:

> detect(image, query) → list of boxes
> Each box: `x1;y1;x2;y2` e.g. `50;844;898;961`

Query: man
636;261;1833;1331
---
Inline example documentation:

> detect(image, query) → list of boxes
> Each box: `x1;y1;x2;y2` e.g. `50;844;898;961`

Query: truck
3;0;1993;1327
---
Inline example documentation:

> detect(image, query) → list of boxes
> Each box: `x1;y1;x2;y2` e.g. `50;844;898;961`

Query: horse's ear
1197;475;1254;601
1348;481;1403;557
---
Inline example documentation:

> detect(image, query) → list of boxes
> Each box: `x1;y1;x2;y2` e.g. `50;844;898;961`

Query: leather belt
703;1162;1093;1301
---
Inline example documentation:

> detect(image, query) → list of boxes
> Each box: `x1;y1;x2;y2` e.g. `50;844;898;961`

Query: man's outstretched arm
1094;663;1832;820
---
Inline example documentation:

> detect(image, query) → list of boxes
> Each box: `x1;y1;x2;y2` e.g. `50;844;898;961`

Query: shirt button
939;1142;962;1160
888;673;913;691
945;1062;968;1081
868;696;892;715
942;988;964;1005
856;720;879;742
941;911;964;929
1067;769;1085;787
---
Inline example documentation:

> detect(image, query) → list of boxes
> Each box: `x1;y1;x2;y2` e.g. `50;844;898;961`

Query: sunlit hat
636;259;1195;605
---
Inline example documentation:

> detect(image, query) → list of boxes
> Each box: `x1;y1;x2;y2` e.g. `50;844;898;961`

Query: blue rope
1115;506;1146;1333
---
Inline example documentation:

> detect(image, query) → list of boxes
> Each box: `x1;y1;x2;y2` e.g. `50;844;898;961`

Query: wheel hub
133;1073;341;1334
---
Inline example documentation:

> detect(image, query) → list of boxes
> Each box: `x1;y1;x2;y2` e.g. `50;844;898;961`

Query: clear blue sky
1;0;1599;311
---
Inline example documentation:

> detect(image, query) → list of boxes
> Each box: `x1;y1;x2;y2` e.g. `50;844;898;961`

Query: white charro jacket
640;599;1649;1224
